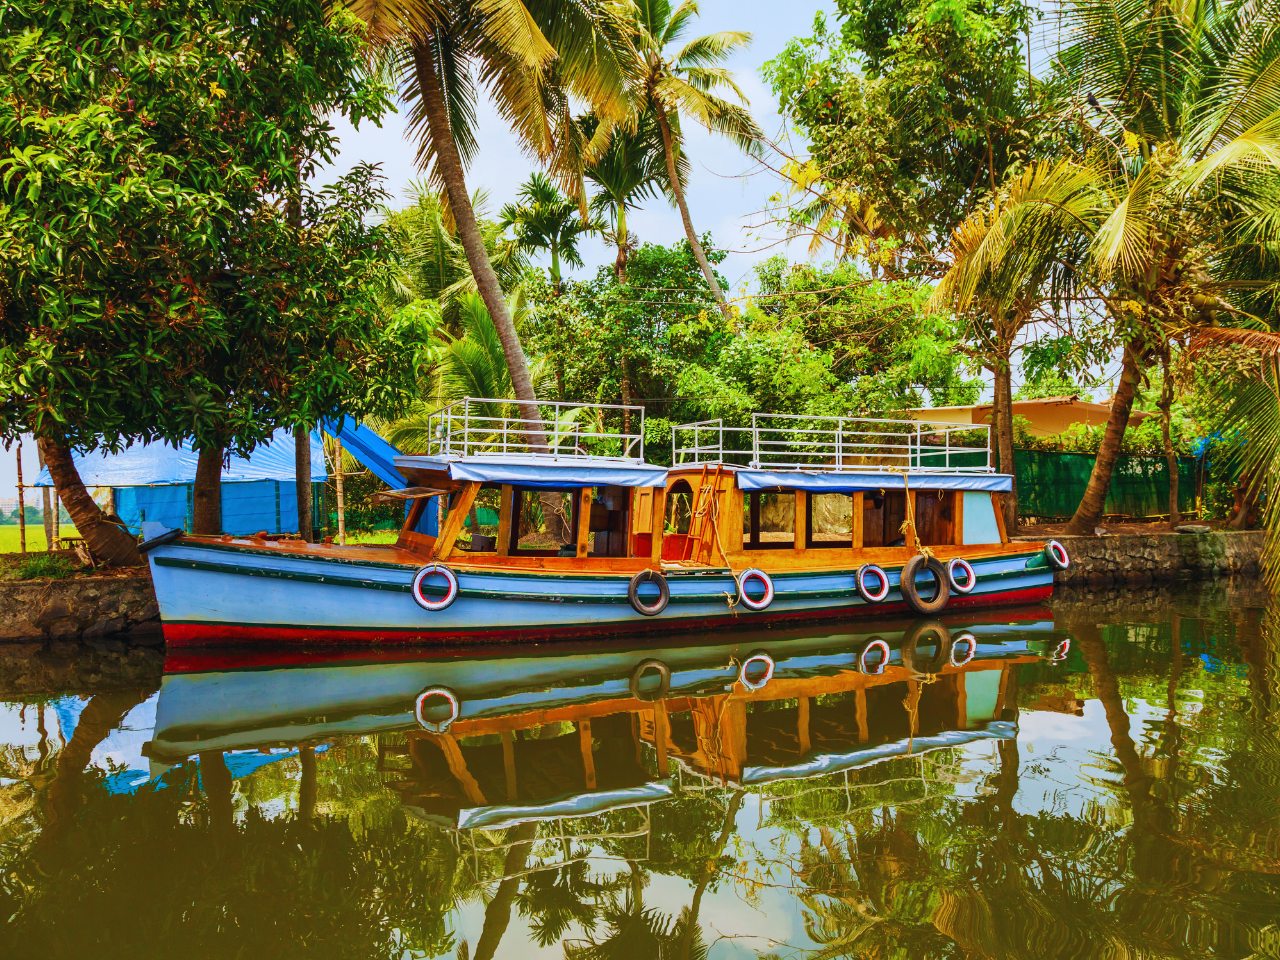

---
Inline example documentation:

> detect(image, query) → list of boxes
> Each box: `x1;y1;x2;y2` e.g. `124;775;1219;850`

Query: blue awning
735;470;1013;493
395;455;668;489
320;416;407;489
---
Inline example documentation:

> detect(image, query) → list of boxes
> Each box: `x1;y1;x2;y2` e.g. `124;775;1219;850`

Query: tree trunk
299;745;317;820
412;41;547;449
295;425;312;541
192;445;223;535
15;442;26;552
38;437;141;566
1076;626;1151;811
992;351;1018;533
1065;341;1143;535
334;438;346;545
199;751;235;835
472;821;538;960
654;104;731;320
681;789;744;960
622;356;632;436
1159;348;1180;528
37;444;54;550
615;203;628;281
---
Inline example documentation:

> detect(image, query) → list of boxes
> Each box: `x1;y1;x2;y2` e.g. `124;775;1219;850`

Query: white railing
672;413;992;473
426;397;645;462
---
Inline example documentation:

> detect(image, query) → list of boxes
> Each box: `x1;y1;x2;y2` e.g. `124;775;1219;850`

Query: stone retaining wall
1015;529;1265;585
0;569;159;642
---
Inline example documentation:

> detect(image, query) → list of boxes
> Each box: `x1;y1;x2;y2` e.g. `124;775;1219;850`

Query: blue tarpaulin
734;470;1013;493
33;429;327;536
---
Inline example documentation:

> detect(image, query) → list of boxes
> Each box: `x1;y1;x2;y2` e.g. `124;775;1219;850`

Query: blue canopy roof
33;429;326;487
395;455;668;489
320;416;407;489
735;470;1013;493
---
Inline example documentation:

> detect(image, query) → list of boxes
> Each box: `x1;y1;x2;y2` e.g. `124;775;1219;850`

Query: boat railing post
463;401;471;458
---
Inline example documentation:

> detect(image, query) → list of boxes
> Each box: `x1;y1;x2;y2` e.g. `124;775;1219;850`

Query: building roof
394;454;669;489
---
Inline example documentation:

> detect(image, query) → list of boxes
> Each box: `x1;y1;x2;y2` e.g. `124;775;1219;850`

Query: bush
15;554;76;580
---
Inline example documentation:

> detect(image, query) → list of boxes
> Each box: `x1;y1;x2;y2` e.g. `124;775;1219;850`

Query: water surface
2;582;1278;959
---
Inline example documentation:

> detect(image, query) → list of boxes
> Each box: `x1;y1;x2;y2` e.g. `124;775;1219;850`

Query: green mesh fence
1014;450;1197;520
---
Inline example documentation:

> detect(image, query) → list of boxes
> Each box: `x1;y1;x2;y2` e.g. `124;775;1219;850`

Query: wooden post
333;438;347;545
855;687;869;743
798;695;811;755
496;484;513;557
653;701;669;776
15;442;26;554
851;492;864;550
650;486;667;567
295;425;313;542
576;487;594;559
434;482;481;560
579;719;596;790
501;730;517;801
953;489;965;546
990;492;1009;543
794;489;807;552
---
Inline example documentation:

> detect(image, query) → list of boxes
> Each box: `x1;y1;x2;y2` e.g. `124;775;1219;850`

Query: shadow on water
1;581;1278;958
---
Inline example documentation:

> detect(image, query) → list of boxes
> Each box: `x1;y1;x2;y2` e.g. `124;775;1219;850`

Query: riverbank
0;552;159;642
1015;528;1265;585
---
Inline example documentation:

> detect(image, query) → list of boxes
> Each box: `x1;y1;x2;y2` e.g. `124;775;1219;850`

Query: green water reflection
1;583;1278;958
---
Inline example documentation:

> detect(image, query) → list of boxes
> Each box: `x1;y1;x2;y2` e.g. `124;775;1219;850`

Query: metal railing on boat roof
672;413;993;473
426;396;646;462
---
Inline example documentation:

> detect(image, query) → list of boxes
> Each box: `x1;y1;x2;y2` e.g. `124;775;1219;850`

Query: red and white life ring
738;651;775;692
415;686;461;733
412;563;459;611
950;630;977;666
737;568;775;610
860;638;890;675
856;563;891;603
947;557;977;595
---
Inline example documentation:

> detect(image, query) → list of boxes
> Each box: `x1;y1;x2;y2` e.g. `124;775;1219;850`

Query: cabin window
860;489;958;547
743;490;796;549
914;489;957;546
508;488;578;556
665;480;694;535
807;493;853;547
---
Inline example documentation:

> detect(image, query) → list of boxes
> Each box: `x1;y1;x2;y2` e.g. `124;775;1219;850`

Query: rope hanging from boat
890;468;934;560
678;467;742;612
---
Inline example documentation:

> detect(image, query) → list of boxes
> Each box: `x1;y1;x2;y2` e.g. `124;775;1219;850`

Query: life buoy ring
859;638;890;675
628;569;670;616
899;555;950;615
950;630;977;667
946;558;977;595
738;651;775;692
629;659;671;702
1051;638;1071;662
901;621;952;675
737;568;774;611
856;563;891;603
412;563;459;611
415;686;461;733
1045;540;1070;571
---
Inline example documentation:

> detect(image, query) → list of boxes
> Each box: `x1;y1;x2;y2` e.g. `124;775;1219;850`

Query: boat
142;615;1071;829
142;398;1069;646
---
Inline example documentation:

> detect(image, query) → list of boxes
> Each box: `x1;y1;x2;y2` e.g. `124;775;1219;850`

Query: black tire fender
628;569;670;616
629;659;671;702
900;621;953;675
900;554;950;616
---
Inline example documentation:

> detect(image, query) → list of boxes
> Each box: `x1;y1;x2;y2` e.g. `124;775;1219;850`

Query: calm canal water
2;582;1278;959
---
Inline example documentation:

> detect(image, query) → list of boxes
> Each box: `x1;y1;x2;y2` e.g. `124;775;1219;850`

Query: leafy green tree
0;0;415;560
361;0;634;447
602;0;763;317
499;173;603;294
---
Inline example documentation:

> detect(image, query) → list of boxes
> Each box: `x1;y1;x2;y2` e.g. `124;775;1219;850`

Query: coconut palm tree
580;111;680;280
600;0;763;316
354;0;635;445
499;173;604;294
929;0;1280;535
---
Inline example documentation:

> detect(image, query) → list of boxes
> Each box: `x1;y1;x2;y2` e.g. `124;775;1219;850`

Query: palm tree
499;173;604;294
604;0;763;316
581;111;679;280
361;0;635;446
929;0;1280;535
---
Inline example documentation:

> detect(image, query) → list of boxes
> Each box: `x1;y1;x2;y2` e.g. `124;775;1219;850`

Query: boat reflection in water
145;609;1069;836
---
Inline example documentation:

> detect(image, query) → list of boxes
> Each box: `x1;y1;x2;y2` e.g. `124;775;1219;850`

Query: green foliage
13;552;74;579
499;173;603;290
0;0;415;458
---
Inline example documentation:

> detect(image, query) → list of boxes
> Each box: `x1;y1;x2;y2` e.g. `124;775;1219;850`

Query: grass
12;553;77;580
0;524;79;554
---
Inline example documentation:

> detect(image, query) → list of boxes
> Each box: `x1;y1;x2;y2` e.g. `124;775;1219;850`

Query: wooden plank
434;482;481;561
851;492;864;550
579;719;596;790
396;497;428;549
398;530;437;555
425;733;487;806
650;486;667;566
576;487;594;559
632;488;653;534
794;489;807;553
496;484;513;558
501;729;517;801
990;492;1009;543
798;695;811;755
654;701;670;776
954;489;965;546
855;688;869;743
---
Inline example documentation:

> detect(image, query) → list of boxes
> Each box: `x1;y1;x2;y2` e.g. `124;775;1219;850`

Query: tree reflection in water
0;586;1277;959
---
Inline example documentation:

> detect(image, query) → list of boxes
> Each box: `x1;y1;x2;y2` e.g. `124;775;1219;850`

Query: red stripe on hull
161;585;1053;650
